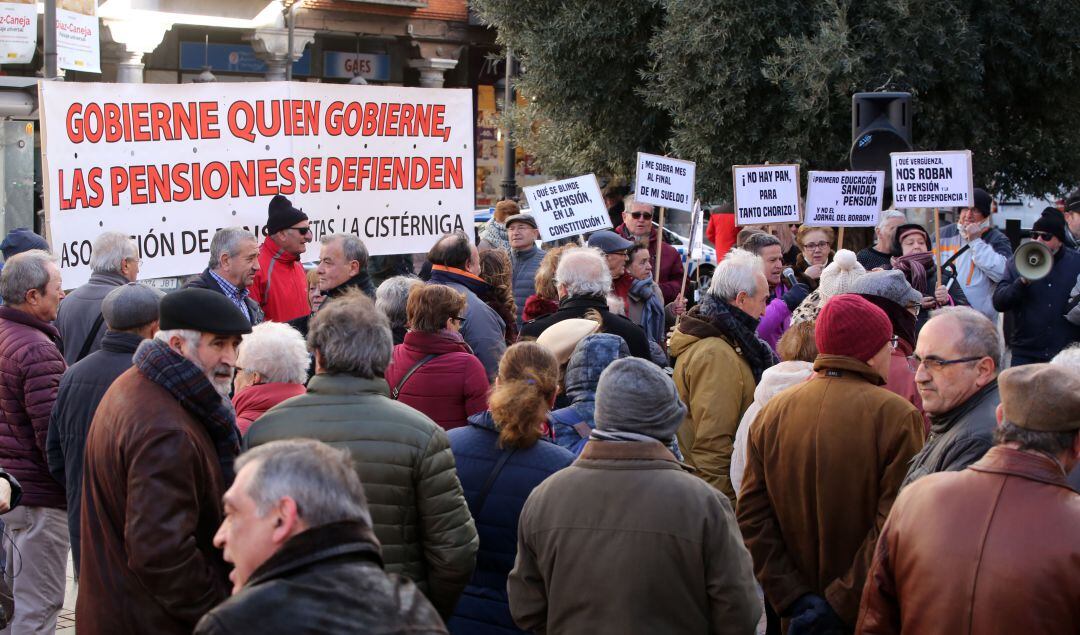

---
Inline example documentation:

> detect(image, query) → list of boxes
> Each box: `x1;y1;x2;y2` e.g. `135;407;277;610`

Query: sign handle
837;227;845;251
654;207;666;284
933;208;941;269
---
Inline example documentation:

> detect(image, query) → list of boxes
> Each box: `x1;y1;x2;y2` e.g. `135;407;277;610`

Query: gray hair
90;231;139;275
709;248;764;301
877;209;907;231
154;328;201;351
0;250;58;305
237;322;310;384
928;306;1002;370
555;248;611;297
1051;344;1080;372
322;233;369;268
308;288;392;378
209;227;257;270
236;439;372;529
743;232;781;255
993;421;1078;456
375;275;423;329
621;193;652;212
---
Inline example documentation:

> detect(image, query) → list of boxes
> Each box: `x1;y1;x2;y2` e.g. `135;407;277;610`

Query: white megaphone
1015;241;1053;281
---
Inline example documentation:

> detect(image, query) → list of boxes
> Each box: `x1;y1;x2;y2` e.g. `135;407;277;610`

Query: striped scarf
133;338;241;484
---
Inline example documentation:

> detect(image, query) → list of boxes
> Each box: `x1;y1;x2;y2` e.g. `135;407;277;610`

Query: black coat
46;330;143;571
287;271;376;337
184;268;265;325
519;294;652;360
194;520;448;635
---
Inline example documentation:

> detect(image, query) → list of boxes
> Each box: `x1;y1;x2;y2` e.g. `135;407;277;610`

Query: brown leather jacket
857;446;1080;635
78;367;230;634
737;355;924;626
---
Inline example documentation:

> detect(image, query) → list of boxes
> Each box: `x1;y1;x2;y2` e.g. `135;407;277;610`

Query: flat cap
536;317;600;365
102;283;164;330
587;230;634;254
999;363;1080;432
159;288;252;335
505;213;538;230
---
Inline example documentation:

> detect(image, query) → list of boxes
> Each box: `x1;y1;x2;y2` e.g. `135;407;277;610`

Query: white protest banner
732;164;801;225
803;171;884;227
0;1;36;64
634;152;696;212
56;0;99;73
40;81;474;287
523;174;609;242
890;150;972;209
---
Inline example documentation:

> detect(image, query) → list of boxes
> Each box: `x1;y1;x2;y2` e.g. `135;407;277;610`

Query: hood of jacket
753;360;814;405
667;311;719;358
233;381;307;418
812;354;886;386
564;333;630;405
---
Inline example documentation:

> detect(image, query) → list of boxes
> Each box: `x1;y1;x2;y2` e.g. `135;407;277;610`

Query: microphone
782;267;798;289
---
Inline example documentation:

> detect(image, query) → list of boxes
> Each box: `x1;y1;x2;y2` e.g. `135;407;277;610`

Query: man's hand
0;479;11;514
934;284;950;306
782;283;811;312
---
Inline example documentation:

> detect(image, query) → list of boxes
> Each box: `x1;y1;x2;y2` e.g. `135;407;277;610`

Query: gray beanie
102;283;165;330
849;270;921;308
595;357;687;441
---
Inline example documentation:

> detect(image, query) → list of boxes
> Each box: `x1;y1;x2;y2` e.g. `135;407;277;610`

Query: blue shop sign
180;42;312;76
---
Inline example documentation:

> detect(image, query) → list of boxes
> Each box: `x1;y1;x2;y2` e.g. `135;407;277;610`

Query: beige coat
670;315;756;503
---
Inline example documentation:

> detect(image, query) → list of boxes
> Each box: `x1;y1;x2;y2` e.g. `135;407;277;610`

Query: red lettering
66;104;83;143
110;166;130;206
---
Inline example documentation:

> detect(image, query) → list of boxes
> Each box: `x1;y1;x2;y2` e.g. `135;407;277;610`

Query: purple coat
0;306;67;508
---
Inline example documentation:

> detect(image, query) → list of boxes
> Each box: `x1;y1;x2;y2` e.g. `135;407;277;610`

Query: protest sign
522;174;609;242
40;81;475;287
803;171;884;227
890;150;972;209
634;152;695;212
56;0;100;73
732;164;801;225
0;1;36;64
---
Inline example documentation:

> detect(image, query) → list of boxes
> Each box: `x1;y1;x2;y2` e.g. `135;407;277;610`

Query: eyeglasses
802;241;829;251
905;303;922;316
889;335;900;350
290;226;312;236
630;211;654;220
451;315;467;324
1030;231;1054;241
907;354;983;373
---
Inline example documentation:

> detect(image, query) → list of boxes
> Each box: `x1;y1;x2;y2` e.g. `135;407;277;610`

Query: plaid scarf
133;338;241;484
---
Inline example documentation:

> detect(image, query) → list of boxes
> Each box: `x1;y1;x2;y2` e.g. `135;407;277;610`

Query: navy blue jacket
549;334;629;455
510;245;545;325
446;412;574;635
45;330;143;571
993;245;1080;362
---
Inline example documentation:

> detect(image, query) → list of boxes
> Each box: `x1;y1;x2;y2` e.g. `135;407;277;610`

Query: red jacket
232;382;307;436
615;223;684;304
385;331;489;431
706;212;739;260
884;341;927;435
0;306;66;508
248;236;311;323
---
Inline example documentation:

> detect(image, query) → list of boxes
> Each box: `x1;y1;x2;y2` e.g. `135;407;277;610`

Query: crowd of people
0;187;1076;635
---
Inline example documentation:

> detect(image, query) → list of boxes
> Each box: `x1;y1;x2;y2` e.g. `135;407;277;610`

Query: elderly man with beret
857;363;1080;635
47;283;164;574
78;288;252;634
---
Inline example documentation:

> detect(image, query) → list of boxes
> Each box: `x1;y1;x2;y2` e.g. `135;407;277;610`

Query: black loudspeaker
850;92;913;185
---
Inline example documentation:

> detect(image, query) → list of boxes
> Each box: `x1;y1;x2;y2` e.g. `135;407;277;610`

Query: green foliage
470;0;667;181
474;0;1080;200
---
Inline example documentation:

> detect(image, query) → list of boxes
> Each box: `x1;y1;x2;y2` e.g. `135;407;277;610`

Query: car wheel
695;265;714;294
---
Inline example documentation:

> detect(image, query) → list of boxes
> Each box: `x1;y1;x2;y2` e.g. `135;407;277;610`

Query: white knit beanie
817;249;866;301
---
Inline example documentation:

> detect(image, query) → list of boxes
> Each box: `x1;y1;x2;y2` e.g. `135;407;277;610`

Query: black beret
159;288;252;335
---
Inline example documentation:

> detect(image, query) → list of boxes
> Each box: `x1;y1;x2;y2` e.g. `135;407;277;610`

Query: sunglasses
290;226;311;236
630;211;654;220
1030;231;1055;241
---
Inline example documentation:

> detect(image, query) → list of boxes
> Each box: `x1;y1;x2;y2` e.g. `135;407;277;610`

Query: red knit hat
815;294;893;362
